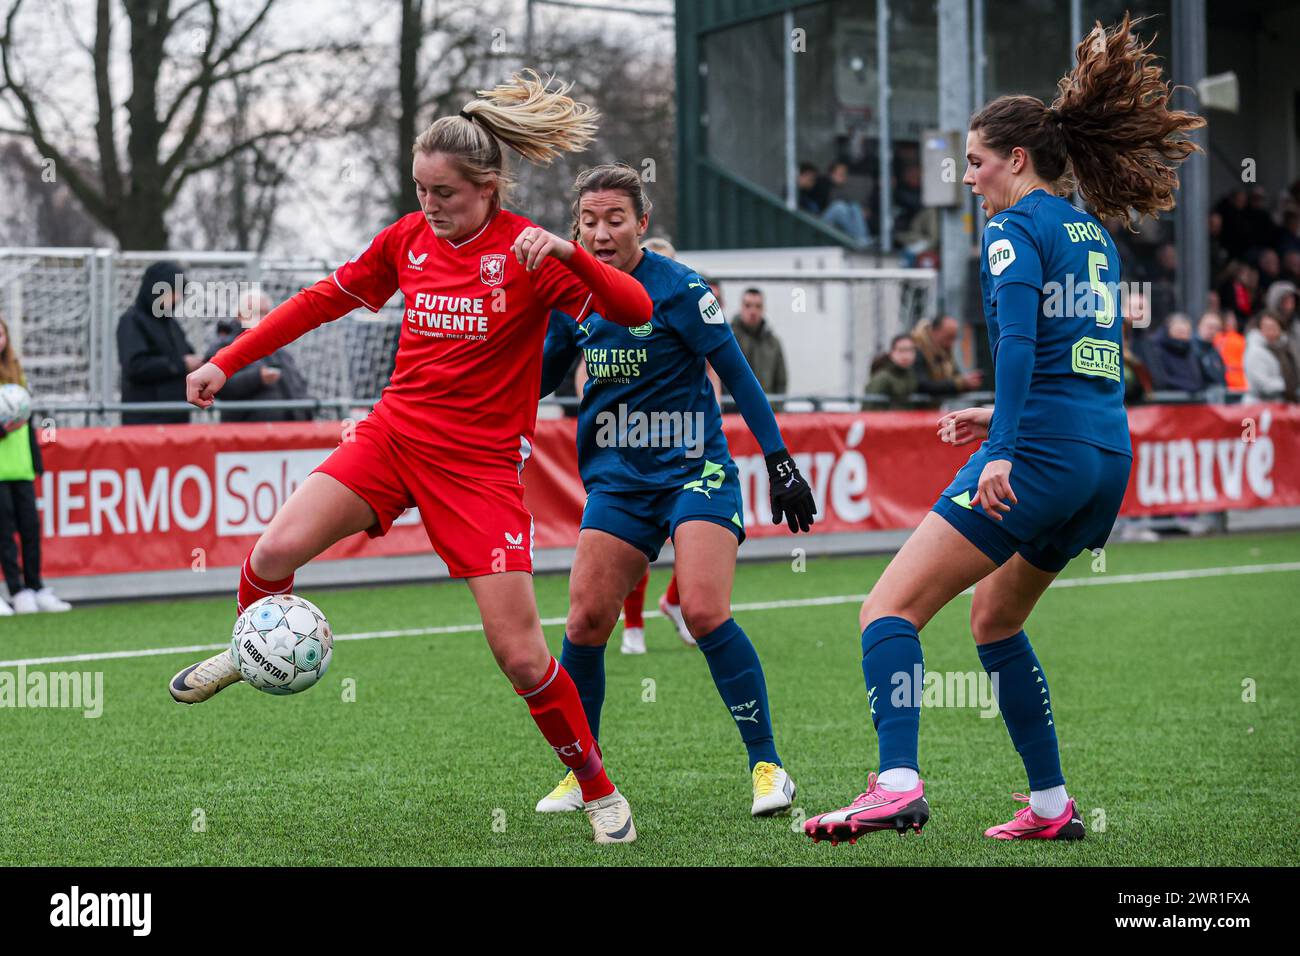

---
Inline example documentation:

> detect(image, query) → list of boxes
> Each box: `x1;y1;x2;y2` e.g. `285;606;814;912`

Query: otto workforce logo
987;238;1016;275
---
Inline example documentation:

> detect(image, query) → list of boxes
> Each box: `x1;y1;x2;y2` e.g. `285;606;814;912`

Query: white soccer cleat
33;587;71;612
169;651;243;704
11;588;38;614
586;789;637;844
535;770;586;813
0;595;13;616
751;761;796;817
620;626;646;655
658;594;696;647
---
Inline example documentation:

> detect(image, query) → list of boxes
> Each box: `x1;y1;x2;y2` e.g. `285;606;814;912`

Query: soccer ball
0;384;31;431
231;594;333;695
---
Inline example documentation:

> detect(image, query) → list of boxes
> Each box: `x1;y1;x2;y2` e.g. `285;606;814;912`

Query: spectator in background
894;163;939;260
1214;310;1248;393
865;334;918;408
1122;291;1154;404
1279;209;1300;257
117;260;201;425
1265;279;1297;329
1264;280;1300;379
1281;249;1300;287
731;288;787;395
1244;312;1298;401
0;316;71;614
1215;189;1253;260
1246;187;1281;250
797;162;828;215
1218;260;1259;326
893;163;923;235
1256;247;1281;297
1194;311;1228;390
1147;313;1205;393
820;161;869;243
1147;241;1179;328
1208;211;1231;283
911;315;982;402
1122;319;1153;404
642;237;676;258
203;291;313;423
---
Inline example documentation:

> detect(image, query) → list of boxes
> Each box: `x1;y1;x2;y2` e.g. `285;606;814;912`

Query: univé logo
50;886;151;936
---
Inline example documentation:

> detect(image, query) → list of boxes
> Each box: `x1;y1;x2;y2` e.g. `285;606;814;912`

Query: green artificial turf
0;530;1295;866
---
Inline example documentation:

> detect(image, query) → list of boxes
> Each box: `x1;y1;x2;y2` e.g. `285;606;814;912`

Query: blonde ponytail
412;70;599;207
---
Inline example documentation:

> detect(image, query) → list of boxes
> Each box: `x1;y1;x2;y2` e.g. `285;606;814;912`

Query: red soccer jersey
211;208;650;475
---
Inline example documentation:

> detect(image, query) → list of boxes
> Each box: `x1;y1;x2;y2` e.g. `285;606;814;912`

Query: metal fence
0;248;945;427
0;248;404;427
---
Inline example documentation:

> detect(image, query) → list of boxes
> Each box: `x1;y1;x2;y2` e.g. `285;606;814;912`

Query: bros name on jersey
405;290;492;340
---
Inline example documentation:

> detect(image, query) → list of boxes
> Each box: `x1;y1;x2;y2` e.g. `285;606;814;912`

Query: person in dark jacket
1194;311;1228;390
911;315;982;404
730;288;788;395
203;292;314;423
1147;313;1206;394
865;334;919;408
117;260;200;425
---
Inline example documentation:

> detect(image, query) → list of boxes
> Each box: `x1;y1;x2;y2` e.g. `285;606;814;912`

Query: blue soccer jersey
979;188;1131;456
543;249;735;492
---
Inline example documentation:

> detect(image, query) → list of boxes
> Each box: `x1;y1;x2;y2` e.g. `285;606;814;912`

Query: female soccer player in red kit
167;72;651;845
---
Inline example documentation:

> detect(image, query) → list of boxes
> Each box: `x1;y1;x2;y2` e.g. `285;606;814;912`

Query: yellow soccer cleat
535;770;586;813
751;761;796;817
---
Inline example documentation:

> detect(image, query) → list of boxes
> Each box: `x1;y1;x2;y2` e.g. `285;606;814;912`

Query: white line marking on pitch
2;560;1298;669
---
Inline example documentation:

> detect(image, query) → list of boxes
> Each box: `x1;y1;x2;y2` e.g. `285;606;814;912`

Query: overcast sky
2;0;674;257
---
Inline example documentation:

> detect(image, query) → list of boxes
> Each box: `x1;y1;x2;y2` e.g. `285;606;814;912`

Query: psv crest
480;253;507;287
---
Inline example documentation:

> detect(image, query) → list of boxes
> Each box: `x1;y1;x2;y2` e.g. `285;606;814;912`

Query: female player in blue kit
535;163;818;818
804;14;1204;843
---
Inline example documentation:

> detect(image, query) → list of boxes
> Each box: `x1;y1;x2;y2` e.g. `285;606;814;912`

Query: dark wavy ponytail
971;14;1205;223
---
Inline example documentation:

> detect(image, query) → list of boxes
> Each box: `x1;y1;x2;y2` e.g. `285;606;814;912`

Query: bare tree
0;138;108;245
350;2;676;239
0;0;360;248
512;19;677;239
346;0;500;225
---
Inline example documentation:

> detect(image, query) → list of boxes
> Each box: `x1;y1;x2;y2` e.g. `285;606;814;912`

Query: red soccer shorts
312;413;535;578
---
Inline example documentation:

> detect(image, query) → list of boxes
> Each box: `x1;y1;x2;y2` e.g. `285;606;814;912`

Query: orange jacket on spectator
1214;330;1247;392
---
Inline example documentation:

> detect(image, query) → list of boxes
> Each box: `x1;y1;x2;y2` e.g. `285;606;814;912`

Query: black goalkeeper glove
766;448;817;533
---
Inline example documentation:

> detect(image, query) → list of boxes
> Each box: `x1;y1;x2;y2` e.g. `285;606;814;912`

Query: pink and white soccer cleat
803;772;929;844
984;795;1085;840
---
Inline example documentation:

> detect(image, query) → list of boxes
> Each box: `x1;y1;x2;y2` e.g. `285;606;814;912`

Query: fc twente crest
480;253;507;287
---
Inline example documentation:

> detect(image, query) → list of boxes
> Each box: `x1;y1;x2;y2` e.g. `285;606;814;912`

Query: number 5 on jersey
1087;250;1116;329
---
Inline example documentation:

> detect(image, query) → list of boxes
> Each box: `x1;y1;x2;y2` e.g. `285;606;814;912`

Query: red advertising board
31;404;1299;578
